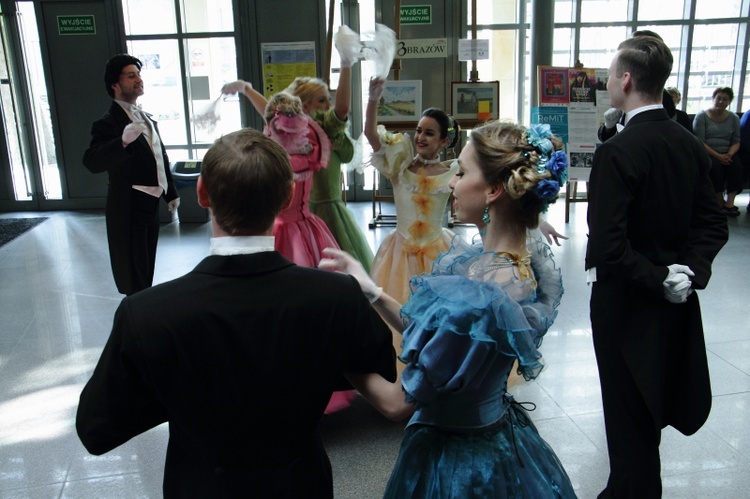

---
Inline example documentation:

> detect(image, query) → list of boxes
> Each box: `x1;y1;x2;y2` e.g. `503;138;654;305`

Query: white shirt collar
623;104;663;126
115;99;142;121
209;236;275;256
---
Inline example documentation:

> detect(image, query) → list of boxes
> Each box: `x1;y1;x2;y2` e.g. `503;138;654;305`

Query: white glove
167;198;180;212
334;25;363;69
319;247;382;303
663;264;695;304
604;108;624;129
122;122;148;145
221;80;250;95
369;78;385;102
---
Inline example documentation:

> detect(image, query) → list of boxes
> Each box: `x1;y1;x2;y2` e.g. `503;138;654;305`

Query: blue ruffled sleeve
527;229;564;309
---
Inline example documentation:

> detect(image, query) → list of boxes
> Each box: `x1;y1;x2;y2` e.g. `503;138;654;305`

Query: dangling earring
480;206;490;236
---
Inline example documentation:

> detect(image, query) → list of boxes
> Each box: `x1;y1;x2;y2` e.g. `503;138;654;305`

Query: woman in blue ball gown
320;120;576;498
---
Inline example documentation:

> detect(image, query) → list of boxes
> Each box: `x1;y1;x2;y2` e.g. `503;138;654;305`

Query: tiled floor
1;196;749;498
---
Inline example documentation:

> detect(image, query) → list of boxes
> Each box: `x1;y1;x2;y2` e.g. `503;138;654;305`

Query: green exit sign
401;5;431;25
57;15;96;35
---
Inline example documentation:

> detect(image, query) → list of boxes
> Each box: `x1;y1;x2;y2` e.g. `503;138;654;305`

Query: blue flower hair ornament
526;124;568;212
526;124;554;159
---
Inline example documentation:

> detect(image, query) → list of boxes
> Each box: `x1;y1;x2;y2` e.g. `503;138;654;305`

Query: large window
122;0;237;161
473;0;750;122
470;0;528;120
554;0;750;113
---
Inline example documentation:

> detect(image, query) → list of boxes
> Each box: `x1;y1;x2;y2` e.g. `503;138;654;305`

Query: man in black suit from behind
586;36;728;498
76;129;396;498
83;54;179;295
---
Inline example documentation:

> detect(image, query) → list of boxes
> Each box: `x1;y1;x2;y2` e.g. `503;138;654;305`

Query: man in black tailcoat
77;129;396;498
83;54;179;295
586;35;728;498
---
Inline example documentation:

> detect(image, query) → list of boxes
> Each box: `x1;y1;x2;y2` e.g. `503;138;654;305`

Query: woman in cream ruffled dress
364;78;460;312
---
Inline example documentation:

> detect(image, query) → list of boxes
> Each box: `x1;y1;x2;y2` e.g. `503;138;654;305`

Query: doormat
0;217;48;248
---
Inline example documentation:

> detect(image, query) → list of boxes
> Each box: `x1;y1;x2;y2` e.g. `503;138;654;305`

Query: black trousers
591;284;663;499
708;154;743;195
106;188;160;295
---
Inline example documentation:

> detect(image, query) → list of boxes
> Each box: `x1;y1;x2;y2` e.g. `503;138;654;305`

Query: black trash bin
159;160;209;223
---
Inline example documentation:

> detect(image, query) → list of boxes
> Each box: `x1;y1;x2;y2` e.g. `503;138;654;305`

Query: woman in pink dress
261;92;339;267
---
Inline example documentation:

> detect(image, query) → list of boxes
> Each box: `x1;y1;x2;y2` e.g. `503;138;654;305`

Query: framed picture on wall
538;66;570;105
451;81;499;121
376;80;423;122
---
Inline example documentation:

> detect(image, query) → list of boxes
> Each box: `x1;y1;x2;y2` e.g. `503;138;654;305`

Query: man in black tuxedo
76;129;396;498
586;36;728;498
83;54;179;295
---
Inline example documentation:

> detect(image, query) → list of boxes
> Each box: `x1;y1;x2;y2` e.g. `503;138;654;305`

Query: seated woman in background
321;119;575;498
693;86;743;216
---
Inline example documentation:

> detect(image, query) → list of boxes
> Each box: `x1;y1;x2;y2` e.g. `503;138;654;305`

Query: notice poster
567;104;599;181
261;42;317;96
567;143;597;181
595;68;612;124
568;68;597;105
538;67;570;106
531;106;569;146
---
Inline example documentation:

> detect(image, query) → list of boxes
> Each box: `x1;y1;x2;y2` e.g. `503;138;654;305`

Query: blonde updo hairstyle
284;77;329;108
470;121;564;230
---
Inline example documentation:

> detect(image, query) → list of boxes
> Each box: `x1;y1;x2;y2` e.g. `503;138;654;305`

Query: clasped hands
717;152;734;165
663;264;694;304
319;248;382;303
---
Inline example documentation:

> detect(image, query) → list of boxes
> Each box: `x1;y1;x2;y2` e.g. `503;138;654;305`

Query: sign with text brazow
395;39;448;59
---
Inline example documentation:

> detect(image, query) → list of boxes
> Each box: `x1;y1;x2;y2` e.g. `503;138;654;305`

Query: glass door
329;0;377;202
16;1;61;201
0;7;34;203
0;2;62;206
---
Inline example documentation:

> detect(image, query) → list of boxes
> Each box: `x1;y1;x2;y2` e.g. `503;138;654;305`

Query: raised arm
221;80;268;117
364;78;385;153
333;66;351;122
